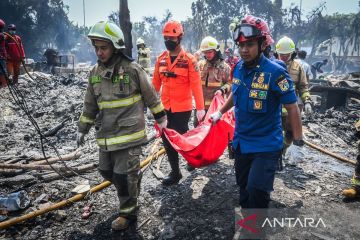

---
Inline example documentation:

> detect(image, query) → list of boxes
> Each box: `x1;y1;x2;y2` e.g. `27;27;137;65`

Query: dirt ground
0;72;359;240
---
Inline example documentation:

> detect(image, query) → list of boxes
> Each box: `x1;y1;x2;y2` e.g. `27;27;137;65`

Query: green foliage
0;0;85;60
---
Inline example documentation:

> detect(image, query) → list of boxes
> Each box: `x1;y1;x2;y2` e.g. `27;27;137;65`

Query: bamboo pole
0;163;67;171
0;148;165;229
40;163;97;182
304;140;356;165
34;150;82;165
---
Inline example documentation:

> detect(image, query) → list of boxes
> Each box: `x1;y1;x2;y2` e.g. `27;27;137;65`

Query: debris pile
0;71;359;239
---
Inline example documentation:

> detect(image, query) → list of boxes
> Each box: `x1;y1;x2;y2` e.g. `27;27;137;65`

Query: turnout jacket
198;58;231;109
78;55;165;151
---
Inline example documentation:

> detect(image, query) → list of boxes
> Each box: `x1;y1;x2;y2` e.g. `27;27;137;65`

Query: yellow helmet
88;21;125;49
200;36;219;52
276;36;296;54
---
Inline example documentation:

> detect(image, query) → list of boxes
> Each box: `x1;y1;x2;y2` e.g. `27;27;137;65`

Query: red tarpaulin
161;95;235;168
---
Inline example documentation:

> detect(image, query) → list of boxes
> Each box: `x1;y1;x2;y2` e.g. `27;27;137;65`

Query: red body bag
162;95;235;168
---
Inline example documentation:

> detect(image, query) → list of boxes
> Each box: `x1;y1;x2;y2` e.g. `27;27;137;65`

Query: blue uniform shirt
232;54;297;154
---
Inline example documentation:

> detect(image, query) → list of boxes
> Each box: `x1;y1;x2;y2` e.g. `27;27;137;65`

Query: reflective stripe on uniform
351;176;360;187
79;114;95;124
98;94;142;109
150;103;164;114
90;75;101;84
119;205;137;215
301;91;311;101
97;129;145;146
201;80;222;87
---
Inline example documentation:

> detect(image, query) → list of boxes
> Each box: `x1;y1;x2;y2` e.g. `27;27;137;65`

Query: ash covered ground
0;72;359;240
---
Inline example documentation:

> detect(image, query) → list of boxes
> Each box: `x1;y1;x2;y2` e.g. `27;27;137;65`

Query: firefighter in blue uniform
211;15;304;208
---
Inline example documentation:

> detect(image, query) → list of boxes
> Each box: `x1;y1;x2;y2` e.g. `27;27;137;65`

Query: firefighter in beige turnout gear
342;120;360;199
196;36;231;126
276;36;312;153
136;37;151;74
77;21;167;231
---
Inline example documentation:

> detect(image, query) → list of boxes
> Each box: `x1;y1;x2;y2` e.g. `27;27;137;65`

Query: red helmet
162;20;184;37
8;24;16;31
233;15;273;45
0;19;5;30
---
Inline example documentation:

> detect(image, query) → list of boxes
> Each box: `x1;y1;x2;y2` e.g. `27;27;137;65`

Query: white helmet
276;36;296;54
136;37;145;45
88;21;125;49
200;36;219;52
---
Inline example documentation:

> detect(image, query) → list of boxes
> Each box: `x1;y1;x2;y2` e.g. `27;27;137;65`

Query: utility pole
299;0;302;21
83;0;86;35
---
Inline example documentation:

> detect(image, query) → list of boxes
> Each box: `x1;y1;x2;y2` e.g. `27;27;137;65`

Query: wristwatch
293;139;305;147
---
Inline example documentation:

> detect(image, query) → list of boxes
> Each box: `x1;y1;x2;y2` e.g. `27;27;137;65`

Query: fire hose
304;140;356;165
0;148;165;229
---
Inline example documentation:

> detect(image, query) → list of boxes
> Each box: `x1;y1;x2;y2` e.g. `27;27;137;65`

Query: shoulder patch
275;74;285;84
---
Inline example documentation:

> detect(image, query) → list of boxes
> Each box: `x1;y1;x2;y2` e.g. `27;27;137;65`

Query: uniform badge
233;78;240;85
253;100;263;110
257;72;265;83
278;79;289;92
250;90;258;98
159;60;167;66
251;72;269;90
249;90;267;100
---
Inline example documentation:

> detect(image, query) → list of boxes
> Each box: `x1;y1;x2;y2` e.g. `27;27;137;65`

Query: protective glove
77;132;85;147
285;144;305;165
157;119;168;132
196;110;206;122
214;90;223;96
304;103;312;115
210;110;222;124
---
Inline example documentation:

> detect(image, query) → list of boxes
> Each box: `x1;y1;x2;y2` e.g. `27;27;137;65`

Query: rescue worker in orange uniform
5;24;25;85
152;20;205;185
0;19;7;88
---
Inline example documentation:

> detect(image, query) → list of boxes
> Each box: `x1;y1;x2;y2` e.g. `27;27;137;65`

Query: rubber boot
342;187;359;199
186;164;195;172
111;216;130;231
162;159;182;185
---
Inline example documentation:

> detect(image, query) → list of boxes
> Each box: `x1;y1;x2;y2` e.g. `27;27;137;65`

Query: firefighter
211;15;303;208
197;36;231;124
276;36;312;156
342;120;360;199
224;47;239;69
136;37;151;74
0;19;7;88
77;21;167;231
152;20;205;185
5;24;25;85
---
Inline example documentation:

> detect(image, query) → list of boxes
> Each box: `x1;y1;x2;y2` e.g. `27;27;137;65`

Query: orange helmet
162;20;184;37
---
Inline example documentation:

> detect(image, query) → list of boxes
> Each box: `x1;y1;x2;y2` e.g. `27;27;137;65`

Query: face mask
164;39;177;51
9;30;16;35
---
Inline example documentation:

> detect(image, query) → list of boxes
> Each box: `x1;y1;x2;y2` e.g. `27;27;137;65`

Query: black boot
162;159;182;185
186;164;195;172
